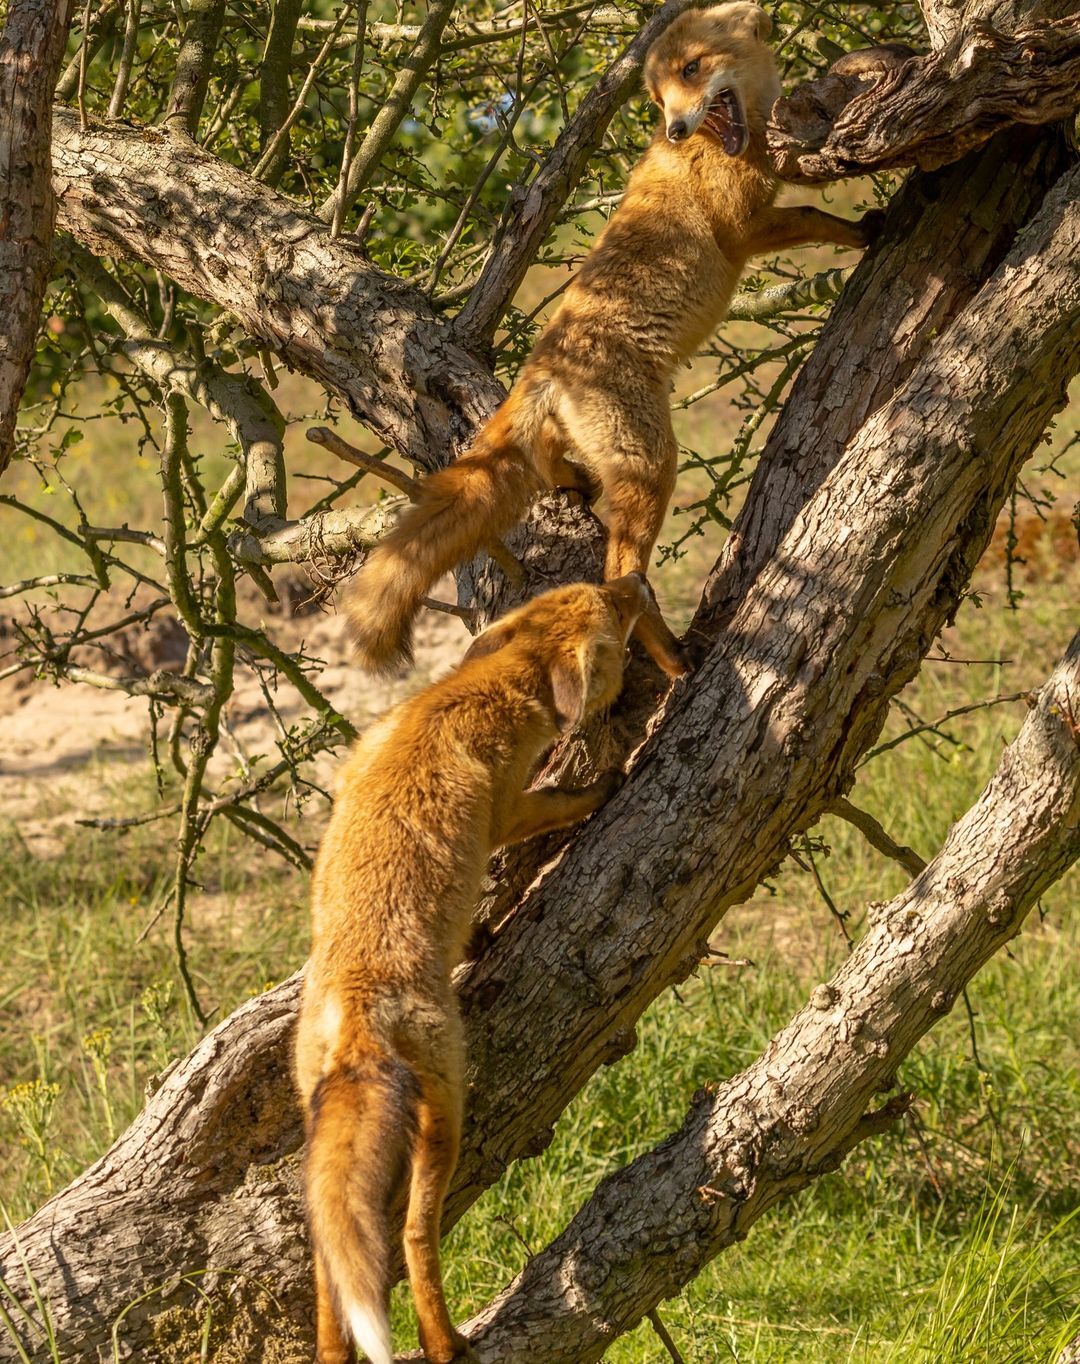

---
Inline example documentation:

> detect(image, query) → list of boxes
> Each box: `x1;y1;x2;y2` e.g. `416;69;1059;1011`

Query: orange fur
295;576;650;1364
347;2;873;679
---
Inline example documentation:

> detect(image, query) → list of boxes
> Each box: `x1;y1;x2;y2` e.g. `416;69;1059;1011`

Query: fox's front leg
746;204;879;255
496;770;624;846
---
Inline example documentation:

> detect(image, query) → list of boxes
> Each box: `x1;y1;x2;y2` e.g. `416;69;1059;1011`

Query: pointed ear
722;2;772;40
463;617;515;664
549;645;593;735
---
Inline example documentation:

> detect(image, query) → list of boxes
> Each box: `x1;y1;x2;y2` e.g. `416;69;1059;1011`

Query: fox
294;574;651;1364
345;2;876;681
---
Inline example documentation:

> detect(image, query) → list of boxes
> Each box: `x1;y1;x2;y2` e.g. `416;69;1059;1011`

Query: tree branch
50;108;506;470
256;0;303;186
830;797;928;877
164;0;227;136
768;12;1080;182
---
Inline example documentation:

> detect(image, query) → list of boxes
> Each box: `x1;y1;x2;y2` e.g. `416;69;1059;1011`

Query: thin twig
647;1308;686;1364
306;426;420;499
421;596;478;624
107;0;142;118
831;797;927;878
332;1;370;238
862;691;1030;764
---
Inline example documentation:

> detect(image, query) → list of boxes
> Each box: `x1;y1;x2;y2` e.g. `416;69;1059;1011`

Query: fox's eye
682;59;700;79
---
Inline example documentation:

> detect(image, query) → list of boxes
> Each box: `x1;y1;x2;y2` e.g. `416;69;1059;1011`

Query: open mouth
703;87;748;156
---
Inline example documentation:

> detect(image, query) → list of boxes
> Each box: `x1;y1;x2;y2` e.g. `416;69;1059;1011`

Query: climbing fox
295;574;650;1364
346;2;875;680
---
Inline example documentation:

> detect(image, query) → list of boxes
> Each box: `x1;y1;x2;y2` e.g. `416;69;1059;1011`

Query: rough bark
49;109;505;472
0;0;74;476
2;138;1076;1363
461;627;1080;1363
768;9;1080;182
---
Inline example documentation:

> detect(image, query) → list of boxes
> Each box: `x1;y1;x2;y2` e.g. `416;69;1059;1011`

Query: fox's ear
549;644;593;735
722;2;772;41
463;617;515;663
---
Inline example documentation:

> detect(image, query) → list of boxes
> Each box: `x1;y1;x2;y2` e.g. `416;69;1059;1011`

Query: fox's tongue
705;88;748;156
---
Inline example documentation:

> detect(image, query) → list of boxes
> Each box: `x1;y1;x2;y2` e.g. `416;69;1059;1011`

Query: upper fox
346;2;875;677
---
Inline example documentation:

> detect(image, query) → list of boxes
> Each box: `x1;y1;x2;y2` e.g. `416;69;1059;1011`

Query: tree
0;0;74;472
0;0;1078;1359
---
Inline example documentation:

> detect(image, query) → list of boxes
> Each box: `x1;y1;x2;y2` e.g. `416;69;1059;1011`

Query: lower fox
295;575;650;1364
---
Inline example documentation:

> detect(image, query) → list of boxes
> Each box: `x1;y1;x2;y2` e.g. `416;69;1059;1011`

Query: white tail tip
346;1300;394;1364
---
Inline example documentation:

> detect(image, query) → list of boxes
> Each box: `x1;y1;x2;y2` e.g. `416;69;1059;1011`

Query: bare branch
831;797;928;878
0;573;97;599
106;0;141;119
728;266;851;321
59;665;214;707
164;0;227;136
51;109;507;468
256;0;303;186
306;424;419;500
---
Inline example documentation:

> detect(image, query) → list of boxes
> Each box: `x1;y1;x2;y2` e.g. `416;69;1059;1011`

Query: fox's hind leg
559;387;688;678
314;1252;351;1364
402;1029;475;1364
601;436;688;679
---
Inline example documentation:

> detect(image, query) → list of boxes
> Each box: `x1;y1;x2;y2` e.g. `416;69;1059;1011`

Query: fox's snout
667;117;690;142
604;572;652;637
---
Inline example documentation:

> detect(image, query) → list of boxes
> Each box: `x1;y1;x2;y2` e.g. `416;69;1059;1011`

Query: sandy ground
0;582;472;853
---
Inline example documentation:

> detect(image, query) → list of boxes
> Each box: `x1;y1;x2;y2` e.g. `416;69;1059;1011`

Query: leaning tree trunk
0;0;73;475
1;123;1076;1360
459;626;1080;1362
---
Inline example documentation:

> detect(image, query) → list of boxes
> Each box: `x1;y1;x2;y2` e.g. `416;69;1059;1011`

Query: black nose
667;119;688;142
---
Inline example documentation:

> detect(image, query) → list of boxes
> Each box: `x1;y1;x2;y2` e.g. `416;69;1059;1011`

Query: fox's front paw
857;207;887;246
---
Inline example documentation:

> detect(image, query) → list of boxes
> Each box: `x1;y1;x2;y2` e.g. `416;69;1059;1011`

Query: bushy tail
346;409;542;674
306;1056;419;1364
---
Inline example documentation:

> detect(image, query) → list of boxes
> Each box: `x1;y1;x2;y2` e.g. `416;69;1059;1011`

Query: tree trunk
2;131;1077;1362
459;626;1080;1363
0;0;74;475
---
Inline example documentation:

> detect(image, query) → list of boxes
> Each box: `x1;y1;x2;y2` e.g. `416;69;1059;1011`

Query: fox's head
643;2;780;155
462;575;650;733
